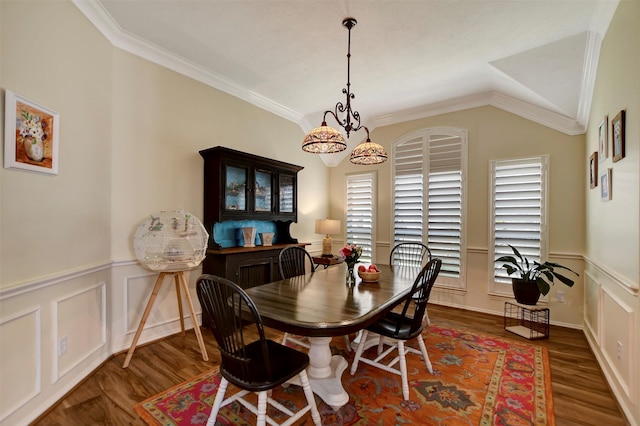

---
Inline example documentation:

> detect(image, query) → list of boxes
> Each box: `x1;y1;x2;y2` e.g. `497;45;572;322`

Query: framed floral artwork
4;90;59;174
598;115;608;162
589;152;598;189
612;110;625;163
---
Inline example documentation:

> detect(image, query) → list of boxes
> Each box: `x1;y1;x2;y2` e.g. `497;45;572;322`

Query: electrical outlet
617;341;622;360
59;336;68;356
556;291;565;303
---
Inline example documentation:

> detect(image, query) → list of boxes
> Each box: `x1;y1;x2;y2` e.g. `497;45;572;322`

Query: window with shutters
345;172;376;263
489;156;548;296
392;128;467;290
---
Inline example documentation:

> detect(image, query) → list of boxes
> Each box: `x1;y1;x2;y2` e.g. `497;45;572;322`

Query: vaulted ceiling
74;0;617;162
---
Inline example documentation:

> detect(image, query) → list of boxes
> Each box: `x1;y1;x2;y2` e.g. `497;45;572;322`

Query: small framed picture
598;116;608;161
612;110;625;163
4;90;60;175
600;168;612;201
589;152;598;189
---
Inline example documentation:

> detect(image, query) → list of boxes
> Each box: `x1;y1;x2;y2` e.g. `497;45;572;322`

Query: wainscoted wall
0;265;111;425
0;262;202;425
110;261;204;354
583;257;638;424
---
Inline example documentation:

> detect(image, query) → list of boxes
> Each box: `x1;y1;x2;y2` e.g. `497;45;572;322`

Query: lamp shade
315;218;341;235
302;123;347;154
350;140;389;165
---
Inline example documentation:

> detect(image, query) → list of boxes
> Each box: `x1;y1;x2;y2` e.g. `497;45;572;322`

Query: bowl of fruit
357;264;381;282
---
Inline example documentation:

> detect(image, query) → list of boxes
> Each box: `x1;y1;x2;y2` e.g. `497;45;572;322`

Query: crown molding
371;91;586;136
576;31;602;127
73;0;588;145
71;0;303;124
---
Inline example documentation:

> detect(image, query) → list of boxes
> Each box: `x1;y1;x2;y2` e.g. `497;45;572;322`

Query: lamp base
321;235;333;257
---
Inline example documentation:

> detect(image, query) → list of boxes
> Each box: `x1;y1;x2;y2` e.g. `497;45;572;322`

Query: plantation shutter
393;138;424;243
346;173;375;263
428;134;463;278
393;129;466;288
490;157;548;284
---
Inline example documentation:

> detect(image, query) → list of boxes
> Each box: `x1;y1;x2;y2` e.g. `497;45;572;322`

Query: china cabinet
199;146;305;287
199;146;303;233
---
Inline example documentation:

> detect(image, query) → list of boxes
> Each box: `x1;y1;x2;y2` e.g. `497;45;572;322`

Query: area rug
135;326;554;425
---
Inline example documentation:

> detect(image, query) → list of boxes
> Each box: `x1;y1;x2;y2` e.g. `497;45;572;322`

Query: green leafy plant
495;245;579;295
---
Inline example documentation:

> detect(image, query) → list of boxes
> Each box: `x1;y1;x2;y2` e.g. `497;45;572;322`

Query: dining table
243;262;420;411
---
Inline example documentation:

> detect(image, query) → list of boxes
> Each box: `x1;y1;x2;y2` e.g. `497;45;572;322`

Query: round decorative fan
134;209;209;272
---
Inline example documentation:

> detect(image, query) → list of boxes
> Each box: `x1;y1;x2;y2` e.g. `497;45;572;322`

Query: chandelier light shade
302;121;347;153
302;17;388;164
350;139;389;165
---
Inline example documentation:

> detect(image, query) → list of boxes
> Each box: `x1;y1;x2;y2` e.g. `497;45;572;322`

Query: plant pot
512;278;541;305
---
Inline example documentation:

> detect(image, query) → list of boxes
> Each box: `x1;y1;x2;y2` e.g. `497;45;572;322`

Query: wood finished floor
32;304;629;425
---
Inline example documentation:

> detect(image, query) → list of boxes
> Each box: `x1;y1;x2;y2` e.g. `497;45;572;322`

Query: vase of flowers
340;243;362;285
18;109;47;162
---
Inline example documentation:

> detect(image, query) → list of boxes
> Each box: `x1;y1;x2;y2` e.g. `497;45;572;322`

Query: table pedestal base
289;336;349;411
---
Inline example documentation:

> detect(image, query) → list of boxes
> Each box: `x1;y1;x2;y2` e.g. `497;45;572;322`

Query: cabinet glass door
224;165;247;212
254;170;273;212
278;174;295;214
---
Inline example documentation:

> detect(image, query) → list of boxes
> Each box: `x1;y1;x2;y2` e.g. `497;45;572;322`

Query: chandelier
302;18;388;165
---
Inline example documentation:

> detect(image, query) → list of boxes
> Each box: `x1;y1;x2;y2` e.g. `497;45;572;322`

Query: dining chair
278;246;352;351
389;242;433;325
349;258;442;401
196;274;321;426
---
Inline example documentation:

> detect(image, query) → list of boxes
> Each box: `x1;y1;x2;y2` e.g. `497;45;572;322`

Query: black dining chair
278;246;316;349
389;242;433;325
278;245;317;281
278;246;352;351
196;275;321;426
349;258;442;401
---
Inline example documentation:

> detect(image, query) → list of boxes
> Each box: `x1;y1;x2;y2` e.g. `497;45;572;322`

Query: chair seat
222;340;310;392
367;311;424;341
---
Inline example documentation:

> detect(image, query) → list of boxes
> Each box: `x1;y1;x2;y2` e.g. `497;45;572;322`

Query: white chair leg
397;341;410;400
416;334;433;373
282;332;289;346
424;308;431;326
350;330;369;375
207;377;228;426
299;370;322;426
256;391;267;426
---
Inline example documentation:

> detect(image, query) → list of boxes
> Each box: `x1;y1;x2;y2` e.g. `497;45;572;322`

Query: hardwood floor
32;305;628;425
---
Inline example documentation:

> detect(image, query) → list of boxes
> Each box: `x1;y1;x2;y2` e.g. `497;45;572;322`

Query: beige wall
109;49;328;260
1;0;113;286
583;0;639;424
0;1;329;424
330;106;586;326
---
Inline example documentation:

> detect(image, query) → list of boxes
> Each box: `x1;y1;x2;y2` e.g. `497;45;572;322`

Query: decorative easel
122;270;208;368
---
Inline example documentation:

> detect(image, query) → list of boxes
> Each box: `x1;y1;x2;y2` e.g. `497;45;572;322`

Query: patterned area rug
135;326;554;425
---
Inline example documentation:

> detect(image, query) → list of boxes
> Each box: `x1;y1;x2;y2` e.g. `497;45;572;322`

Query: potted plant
495;245;579;305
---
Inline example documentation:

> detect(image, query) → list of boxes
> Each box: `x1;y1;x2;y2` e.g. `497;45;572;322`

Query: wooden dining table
244;262;420;411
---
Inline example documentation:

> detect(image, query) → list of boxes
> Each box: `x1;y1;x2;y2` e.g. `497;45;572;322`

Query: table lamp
315;218;341;257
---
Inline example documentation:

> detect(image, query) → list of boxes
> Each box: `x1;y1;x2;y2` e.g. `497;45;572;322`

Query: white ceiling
74;0;618;152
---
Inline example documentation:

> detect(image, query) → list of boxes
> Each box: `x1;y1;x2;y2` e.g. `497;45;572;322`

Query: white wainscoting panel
53;282;107;382
0;307;42;422
601;287;635;401
584;270;602;344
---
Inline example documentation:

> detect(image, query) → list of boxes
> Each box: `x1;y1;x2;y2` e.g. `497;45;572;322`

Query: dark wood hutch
199;146;306;289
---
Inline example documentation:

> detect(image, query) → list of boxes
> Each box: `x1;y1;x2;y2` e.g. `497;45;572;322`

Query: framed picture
598;115;608;161
612;110;625;163
589;152;598;188
600;168;612;201
4;90;59;175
